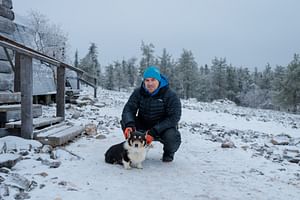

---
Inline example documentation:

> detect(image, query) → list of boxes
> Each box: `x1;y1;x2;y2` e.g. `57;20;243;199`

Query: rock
71;110;81;119
0;154;21;168
288;158;300;164
271;138;289;145
41;159;61;168
1;184;9;196
5;173;31;191
221;140;236;148
51;148;82;161
94;102;106;108
39;184;46;189
35;172;48;177
0;167;10;173
271;134;291;145
14;192;30;200
40;145;53;154
249;168;264;175
95;134;106;139
0;136;42;153
85;123;97;135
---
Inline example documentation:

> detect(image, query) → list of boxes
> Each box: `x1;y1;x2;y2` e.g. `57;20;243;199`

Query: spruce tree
277;54;300;112
104;64;114;90
139;41;155;76
177;49;198;99
225;65;239;102
127;57;137;87
210;57;227;100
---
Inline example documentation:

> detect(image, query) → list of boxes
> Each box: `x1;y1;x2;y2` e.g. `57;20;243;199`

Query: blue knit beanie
143;66;161;82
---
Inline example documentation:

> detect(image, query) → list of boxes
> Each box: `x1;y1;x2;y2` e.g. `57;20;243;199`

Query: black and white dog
105;131;148;169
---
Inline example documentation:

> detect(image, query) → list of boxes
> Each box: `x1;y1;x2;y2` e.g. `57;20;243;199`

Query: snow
0;87;300;200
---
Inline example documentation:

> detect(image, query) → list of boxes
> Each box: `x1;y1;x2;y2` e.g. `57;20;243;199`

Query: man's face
144;78;159;93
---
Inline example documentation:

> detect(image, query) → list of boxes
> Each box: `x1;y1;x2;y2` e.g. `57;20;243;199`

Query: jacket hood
142;74;169;96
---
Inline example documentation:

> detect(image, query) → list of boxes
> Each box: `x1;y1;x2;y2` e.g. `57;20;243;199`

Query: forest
77;42;300;113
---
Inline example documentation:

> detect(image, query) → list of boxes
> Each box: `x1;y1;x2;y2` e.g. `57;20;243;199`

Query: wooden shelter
0;35;96;144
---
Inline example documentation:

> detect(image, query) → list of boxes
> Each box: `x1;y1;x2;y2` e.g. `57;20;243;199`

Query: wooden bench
0;104;42;126
5;116;64;129
34;122;85;146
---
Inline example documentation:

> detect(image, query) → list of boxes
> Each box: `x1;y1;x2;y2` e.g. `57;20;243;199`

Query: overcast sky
12;0;300;69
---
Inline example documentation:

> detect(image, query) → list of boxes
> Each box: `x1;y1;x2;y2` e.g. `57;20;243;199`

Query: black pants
121;120;181;154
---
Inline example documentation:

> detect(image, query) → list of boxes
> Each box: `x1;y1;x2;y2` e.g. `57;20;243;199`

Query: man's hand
145;133;154;145
124;127;133;139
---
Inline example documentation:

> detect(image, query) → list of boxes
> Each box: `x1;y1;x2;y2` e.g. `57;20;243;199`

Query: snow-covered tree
104;64;114;90
258;63;273;90
276;54;300;112
176;49;198;99
272;65;286;92
210;57;227;100
139;41;155;76
79;43;101;84
225;65;239;102
127;57;137;87
27;10;68;62
74;50;79;68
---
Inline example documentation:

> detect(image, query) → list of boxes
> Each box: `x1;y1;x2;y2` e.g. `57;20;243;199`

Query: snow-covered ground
1;86;300;200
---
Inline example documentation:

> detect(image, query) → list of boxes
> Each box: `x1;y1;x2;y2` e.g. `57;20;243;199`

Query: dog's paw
123;161;131;169
136;163;143;169
124;166;132;170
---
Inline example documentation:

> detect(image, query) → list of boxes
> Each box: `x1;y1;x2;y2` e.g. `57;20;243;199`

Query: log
0;5;14;20
0;16;15;34
1;0;13;9
0;92;20;104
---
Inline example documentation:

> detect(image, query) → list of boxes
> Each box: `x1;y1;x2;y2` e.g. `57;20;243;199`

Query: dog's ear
127;131;132;139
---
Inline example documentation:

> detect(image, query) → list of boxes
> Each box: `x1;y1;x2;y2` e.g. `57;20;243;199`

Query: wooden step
0;92;21;104
5;117;63;129
34;124;85;146
0;104;42;123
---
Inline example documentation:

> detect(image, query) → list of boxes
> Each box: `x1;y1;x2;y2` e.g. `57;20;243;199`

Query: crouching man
121;66;181;162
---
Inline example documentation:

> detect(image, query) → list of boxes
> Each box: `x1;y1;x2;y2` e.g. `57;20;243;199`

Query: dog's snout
134;143;139;148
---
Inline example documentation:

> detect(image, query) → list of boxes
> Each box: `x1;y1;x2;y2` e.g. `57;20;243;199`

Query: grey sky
13;0;300;69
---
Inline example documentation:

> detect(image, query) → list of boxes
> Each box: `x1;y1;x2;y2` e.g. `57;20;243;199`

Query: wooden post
77;73;80;90
20;54;33;139
56;65;65;120
14;52;21;92
94;78;97;98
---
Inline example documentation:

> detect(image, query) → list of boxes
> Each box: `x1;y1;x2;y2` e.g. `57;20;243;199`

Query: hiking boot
162;152;174;162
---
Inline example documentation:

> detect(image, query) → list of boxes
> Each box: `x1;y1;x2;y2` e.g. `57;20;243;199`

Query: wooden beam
3;47;15;71
77;74;80;90
56;65;65;119
94;79;97;98
14;52;21;92
20;54;33;139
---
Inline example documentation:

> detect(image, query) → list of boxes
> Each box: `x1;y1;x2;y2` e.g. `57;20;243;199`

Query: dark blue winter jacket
122;75;181;136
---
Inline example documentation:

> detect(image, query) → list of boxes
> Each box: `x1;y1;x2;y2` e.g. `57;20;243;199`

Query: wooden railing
0;34;97;139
